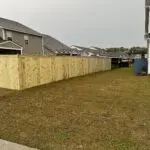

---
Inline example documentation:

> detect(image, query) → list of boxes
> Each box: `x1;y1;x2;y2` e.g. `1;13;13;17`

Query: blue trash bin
133;58;148;75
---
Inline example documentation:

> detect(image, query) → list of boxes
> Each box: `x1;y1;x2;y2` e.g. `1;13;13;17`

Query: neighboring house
70;45;83;51
107;52;129;59
0;17;43;55
90;46;107;56
128;47;147;59
71;45;108;57
70;45;95;56
131;54;141;59
42;34;72;56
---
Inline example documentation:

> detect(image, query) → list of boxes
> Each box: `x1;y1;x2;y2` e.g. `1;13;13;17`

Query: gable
0;41;22;50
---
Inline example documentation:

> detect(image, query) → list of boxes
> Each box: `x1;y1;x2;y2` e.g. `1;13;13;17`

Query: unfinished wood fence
0;55;111;90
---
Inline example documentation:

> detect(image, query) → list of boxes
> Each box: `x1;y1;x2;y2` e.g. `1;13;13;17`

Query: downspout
0;26;6;40
42;37;45;56
21;47;23;55
2;29;5;40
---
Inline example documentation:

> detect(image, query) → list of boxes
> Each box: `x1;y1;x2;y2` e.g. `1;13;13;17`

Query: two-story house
0;17;43;55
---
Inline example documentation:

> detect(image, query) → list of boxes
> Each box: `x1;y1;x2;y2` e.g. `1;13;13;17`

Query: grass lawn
0;68;150;150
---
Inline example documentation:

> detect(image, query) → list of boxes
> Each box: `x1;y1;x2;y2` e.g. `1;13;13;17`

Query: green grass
55;132;70;141
0;68;150;150
111;139;137;150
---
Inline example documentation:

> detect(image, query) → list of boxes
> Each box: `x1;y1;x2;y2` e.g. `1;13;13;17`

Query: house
106;51;129;59
71;45;108;57
90;46;107;56
71;45;83;51
128;47;147;59
0;17;43;55
42;34;73;56
70;45;96;56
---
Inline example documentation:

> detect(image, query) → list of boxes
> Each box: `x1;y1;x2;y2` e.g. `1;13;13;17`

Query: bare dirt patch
0;88;15;97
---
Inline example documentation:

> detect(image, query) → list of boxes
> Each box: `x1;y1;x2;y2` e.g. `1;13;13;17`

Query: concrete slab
0;139;38;150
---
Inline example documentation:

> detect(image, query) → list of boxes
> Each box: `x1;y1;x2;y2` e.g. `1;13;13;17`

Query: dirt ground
0;69;150;150
0;88;15;97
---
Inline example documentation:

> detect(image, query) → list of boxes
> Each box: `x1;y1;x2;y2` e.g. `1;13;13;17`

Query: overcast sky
0;0;145;48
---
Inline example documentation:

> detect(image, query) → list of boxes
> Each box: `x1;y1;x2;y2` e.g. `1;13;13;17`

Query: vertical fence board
0;55;20;90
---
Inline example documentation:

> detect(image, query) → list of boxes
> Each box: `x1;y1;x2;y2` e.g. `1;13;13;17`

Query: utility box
133;58;148;75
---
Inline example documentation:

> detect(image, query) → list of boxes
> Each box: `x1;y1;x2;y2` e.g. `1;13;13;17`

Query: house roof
0;17;41;37
107;52;129;58
43;45;56;55
72;45;93;51
91;47;106;53
0;41;22;50
71;45;87;50
70;49;81;55
72;45;106;56
42;34;70;53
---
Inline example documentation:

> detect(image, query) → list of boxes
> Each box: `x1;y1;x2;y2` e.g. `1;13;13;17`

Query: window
7;37;12;41
24;35;29;44
0;28;3;40
25;40;28;44
6;31;12;41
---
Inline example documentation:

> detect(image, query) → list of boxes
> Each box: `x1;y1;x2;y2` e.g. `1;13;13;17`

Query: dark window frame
25;40;29;44
7;37;13;41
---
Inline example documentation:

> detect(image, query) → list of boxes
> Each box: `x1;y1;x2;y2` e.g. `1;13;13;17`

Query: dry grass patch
0;69;150;149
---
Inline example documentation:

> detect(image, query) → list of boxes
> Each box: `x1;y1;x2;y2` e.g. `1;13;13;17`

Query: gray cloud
0;0;145;48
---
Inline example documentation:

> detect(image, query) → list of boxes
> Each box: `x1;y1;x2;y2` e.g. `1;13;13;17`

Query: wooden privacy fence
0;55;111;90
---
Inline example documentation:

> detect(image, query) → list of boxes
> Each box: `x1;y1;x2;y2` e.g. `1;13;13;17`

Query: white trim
21;47;23;54
42;38;45;55
0;26;5;40
2;29;5;40
9;41;22;48
147;5;150;74
90;47;98;50
147;39;150;74
0;46;22;51
0;41;22;48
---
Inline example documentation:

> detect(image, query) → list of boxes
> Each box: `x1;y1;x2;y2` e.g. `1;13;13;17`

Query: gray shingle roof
91;47;107;54
71;49;81;55
107;52;129;58
43;45;56;55
72;45;104;56
0;17;41;36
42;34;70;51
